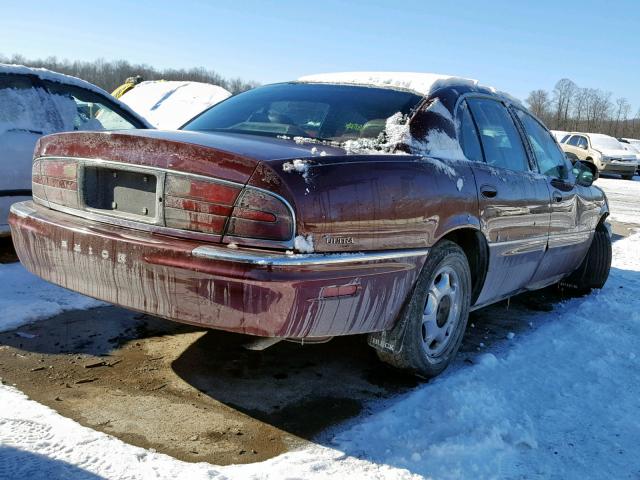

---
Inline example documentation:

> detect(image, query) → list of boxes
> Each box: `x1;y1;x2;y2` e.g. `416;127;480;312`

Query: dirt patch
0;307;417;465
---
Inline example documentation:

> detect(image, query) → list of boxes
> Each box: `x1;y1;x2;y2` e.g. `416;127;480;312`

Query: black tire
563;224;612;293
622;174;634;180
376;240;471;378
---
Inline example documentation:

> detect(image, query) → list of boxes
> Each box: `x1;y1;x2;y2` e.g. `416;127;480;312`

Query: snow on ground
2;230;640;478
119;81;231;129
595;175;640;225
0;262;103;333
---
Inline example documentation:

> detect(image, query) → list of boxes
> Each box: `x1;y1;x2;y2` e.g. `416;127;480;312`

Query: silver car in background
0;64;150;236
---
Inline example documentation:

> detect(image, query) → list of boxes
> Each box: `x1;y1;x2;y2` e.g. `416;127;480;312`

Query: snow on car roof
119;80;231;129
0;63;152;128
1;63;116;98
297;71;479;96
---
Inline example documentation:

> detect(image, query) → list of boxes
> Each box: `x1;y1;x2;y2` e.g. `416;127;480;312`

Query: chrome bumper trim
11;201;430;267
191;245;430;266
9;202;37;219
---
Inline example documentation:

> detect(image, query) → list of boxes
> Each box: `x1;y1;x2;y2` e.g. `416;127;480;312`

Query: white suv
560;132;637;180
0;64;150;236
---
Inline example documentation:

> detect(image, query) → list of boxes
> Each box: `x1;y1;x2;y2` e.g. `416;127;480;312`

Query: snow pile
119;81;231;129
343;103;467;165
331;232;640;478
298;72;478;97
0;262;103;332
282;158;312;182
343;112;412;155
0;87;58;135
294;234;314;253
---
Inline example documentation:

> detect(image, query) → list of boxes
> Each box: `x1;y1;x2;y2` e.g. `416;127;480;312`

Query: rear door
461;97;551;306
513;108;596;285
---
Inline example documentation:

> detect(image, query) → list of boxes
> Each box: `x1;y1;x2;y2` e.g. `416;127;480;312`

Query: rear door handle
480;185;497;198
552;192;563;203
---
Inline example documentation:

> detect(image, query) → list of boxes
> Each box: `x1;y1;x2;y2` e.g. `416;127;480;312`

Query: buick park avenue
9;72;611;378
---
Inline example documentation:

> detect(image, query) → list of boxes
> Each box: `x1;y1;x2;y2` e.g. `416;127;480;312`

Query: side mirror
573;160;597;187
579;143;588;150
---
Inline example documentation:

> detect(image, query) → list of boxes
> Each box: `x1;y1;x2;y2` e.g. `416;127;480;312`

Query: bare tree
552;79;577;130
613;97;631;138
526;89;550;122
0;53;259;94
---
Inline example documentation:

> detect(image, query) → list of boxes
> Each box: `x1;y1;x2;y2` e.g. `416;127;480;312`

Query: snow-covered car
560;132;638;179
620;137;640;152
0;64;150;236
618;138;640;174
9;72;612;378
118;80;231;129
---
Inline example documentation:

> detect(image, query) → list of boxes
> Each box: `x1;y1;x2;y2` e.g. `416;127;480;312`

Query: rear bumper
9;201;428;338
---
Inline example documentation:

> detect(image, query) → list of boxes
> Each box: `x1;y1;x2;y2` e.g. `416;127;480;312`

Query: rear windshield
182;83;422;142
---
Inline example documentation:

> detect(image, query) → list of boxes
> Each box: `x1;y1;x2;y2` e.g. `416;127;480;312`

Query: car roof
297;72;478;96
297;71;523;108
0;63;152;128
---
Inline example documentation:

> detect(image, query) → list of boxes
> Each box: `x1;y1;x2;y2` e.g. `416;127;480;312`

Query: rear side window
42;80;138;131
458;100;483;162
515;109;571;179
467;98;529;172
560;134;570;143
0;74;58;134
567;135;580;146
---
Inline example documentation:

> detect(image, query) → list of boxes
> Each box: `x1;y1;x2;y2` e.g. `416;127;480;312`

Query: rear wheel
376;240;471;378
562;224;612;294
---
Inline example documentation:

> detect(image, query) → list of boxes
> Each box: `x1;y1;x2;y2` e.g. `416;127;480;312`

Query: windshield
182;83;422;142
591;135;623;151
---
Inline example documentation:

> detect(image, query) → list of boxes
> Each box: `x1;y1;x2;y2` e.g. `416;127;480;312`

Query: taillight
164;174;241;235
32;158;79;208
225;188;293;243
31;160;294;248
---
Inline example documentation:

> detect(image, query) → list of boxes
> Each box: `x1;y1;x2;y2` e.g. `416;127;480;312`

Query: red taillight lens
164;174;241;235
225;188;293;242
32;158;79;207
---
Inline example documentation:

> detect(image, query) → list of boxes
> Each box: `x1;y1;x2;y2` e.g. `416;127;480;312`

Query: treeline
526;79;640;139
0;54;259;94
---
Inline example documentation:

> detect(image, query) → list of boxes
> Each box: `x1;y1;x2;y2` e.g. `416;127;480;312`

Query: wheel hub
421;266;462;357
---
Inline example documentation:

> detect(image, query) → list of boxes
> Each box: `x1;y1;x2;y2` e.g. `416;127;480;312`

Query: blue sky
1;0;639;111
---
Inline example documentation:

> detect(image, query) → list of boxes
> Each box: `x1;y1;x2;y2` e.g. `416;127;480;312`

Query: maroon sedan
9;73;611;378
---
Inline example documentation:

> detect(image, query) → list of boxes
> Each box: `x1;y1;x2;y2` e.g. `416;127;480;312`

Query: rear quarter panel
254;155;480;253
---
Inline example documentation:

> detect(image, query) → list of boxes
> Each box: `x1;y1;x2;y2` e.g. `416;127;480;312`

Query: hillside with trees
526;79;639;138
0;54;259;94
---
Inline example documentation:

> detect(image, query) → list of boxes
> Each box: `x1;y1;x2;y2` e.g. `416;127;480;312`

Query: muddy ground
0;222;632;466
